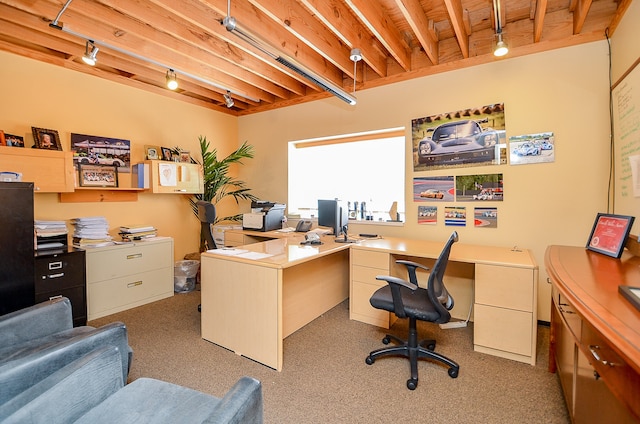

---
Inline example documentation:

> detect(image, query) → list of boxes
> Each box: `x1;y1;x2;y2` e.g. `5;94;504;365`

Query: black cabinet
35;248;86;326
0;182;35;316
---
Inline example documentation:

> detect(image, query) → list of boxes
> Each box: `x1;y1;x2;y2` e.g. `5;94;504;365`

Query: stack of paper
119;224;157;242
34;220;68;249
70;216;113;248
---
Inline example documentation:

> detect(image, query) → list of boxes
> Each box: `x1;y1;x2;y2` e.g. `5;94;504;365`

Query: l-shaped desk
200;230;538;371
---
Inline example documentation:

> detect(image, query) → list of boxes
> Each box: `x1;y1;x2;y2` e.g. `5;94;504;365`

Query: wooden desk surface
201;233;351;269
352;236;537;269
546;245;640;374
213;230;538;270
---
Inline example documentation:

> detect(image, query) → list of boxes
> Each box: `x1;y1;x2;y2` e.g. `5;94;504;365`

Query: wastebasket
174;260;200;293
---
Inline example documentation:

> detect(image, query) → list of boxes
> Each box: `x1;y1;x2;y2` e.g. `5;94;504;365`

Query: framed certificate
619;286;640;312
586;213;635;258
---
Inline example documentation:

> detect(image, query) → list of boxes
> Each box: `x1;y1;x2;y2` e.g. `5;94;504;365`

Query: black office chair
197;200;218;251
365;231;460;390
196;201;217;313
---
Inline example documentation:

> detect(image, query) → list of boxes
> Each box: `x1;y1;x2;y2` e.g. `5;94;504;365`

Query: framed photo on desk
586;213;635;258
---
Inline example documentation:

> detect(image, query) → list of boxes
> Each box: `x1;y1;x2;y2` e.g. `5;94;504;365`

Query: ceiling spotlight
494;33;509;57
492;0;508;57
82;40;99;66
166;69;178;90
224;91;234;108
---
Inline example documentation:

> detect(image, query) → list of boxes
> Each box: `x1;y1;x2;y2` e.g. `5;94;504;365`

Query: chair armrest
395;260;429;286
0;297;73;347
0;346;124;423
375;275;416;318
0;322;131;402
204;377;263;424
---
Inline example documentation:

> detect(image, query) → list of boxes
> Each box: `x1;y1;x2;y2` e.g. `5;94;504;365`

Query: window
288;128;405;223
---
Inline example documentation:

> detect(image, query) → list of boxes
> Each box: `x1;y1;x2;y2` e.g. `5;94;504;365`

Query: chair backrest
196;201;217;250
427;231;458;323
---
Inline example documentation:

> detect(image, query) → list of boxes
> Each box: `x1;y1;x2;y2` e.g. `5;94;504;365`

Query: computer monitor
317;199;348;238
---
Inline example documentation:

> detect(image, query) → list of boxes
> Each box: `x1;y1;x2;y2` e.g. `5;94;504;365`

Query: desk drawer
474;303;532;356
581;321;640;418
475;264;534;312
351;249;389;270
224;231;244;247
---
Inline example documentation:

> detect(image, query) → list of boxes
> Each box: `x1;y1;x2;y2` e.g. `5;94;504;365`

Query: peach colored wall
238;41;613;322
0;51;239;261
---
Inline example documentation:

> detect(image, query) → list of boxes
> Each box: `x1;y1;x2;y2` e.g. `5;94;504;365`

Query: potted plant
190;135;257;252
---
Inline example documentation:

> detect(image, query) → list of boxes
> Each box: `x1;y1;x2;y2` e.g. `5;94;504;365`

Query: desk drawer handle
127;281;143;288
589;345;616;367
174;189;187;192
47;273;65;279
558;305;575;314
48;261;63;270
126;253;142;260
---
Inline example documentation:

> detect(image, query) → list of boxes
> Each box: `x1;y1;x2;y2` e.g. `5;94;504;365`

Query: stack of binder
70;216;113;248
119;224;157;241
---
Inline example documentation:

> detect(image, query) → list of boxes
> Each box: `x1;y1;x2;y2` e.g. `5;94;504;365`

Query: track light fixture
492;0;508;57
350;48;362;94
49;0;259;105
166;69;178;90
223;91;234;108
82;40;99;66
494;34;509;57
223;0;356;106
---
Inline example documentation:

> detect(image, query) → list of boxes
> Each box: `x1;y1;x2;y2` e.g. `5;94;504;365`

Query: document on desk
208;248;249;256
236;251;273;260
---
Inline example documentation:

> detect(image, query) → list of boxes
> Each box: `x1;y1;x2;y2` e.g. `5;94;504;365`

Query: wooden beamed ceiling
0;0;631;115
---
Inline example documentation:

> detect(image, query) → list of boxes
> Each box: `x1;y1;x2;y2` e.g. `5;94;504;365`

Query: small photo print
474;207;497;228
5;133;25;147
413;176;454;202
509;132;555;165
418;206;437;225
444;206;466;226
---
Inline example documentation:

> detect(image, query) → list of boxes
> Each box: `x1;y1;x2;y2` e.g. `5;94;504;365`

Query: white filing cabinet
85;237;174;320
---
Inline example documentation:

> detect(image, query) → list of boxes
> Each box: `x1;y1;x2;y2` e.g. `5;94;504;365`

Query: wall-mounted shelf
0;146;74;192
59;187;145;203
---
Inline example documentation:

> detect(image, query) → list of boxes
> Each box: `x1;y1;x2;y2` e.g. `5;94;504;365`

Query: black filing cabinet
35;248;87;326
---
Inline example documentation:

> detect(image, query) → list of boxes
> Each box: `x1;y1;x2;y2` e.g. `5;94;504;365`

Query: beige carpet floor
89;290;570;424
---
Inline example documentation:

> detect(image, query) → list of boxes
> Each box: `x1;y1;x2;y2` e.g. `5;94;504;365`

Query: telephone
295;220;313;232
300;232;321;245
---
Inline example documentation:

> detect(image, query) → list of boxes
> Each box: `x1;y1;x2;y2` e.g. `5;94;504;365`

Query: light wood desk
201;234;350;371
201;231;538;370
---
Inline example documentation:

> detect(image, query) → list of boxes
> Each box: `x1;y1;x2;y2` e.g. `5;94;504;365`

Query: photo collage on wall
414;174;502;227
411;101;555;227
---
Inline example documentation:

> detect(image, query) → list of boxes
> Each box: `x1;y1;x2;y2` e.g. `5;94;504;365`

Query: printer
242;201;286;232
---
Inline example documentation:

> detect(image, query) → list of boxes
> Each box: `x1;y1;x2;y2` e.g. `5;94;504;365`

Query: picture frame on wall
161;147;173;161
5;133;25;147
145;145;161;160
32;127;62;150
586;213;635;258
78;164;119;188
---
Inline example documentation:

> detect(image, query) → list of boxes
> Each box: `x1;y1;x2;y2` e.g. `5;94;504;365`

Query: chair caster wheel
426;342;435;350
448;367;459;378
407;379;417;390
382;336;391;345
365;356;375;365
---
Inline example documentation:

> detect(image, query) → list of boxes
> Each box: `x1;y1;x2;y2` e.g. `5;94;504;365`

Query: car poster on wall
71;133;131;173
412;103;506;171
418;206;437;225
456;173;503;202
509;132;555;165
413;176;454;201
474;207;498;228
444;206;466;226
